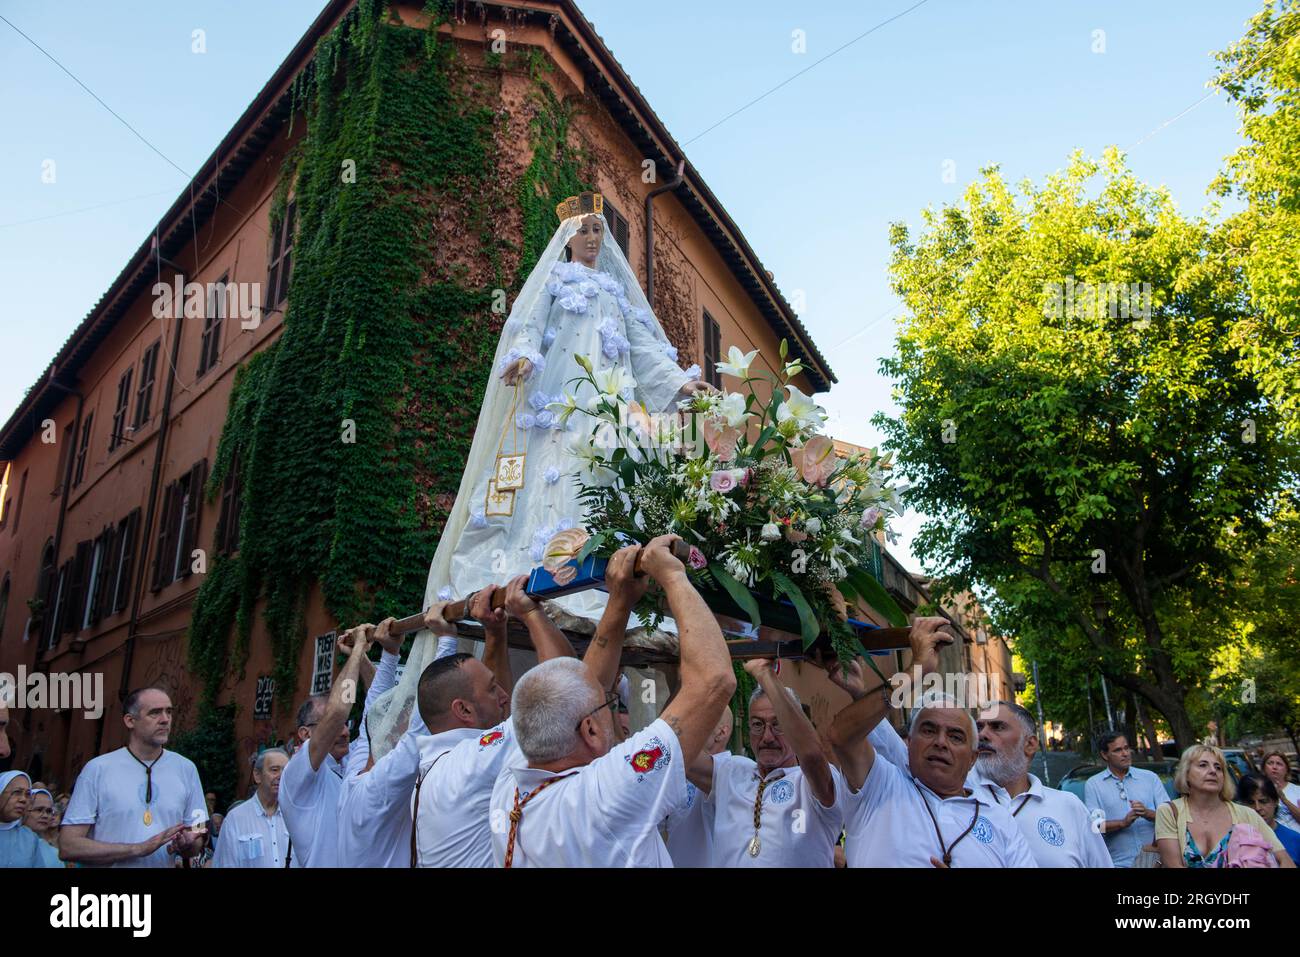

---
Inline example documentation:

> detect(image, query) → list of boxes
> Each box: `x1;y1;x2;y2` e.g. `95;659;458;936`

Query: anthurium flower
799;435;837;486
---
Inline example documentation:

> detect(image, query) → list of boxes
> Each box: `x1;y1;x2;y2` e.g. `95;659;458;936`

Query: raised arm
504;574;577;663
309;624;373;771
745;659;835;807
470;586;514;694
583;543;650;694
652;537;736;764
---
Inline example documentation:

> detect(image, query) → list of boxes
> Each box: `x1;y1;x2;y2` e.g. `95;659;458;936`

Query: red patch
630;746;663;774
479;730;504;747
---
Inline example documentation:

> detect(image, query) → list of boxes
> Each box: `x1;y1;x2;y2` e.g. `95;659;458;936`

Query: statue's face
567;215;603;266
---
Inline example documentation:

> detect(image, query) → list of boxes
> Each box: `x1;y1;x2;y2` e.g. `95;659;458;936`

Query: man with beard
828;622;1036;868
973;701;1110;867
213;748;292;868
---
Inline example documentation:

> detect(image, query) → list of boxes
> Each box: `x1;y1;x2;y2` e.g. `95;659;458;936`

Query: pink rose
710;470;737;493
687;546;708;570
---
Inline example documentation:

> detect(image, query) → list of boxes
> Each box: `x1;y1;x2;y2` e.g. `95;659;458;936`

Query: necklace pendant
143;809;153;826
747;835;761;858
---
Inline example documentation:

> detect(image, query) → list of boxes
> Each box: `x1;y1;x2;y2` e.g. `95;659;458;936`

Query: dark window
267;201;296;311
198;273;227;376
151;461;206;590
84;529;112;629
111;510;140;614
53;421;73;494
72;413;94;488
703;311;722;388
109;368;134;452
64;541;90;633
0;575;9;644
134;341;160;429
603;199;630;259
46;562;67;649
12;469;27;534
215;450;242;555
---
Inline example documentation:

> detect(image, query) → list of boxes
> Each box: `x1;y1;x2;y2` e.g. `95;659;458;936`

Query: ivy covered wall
189;0;593;708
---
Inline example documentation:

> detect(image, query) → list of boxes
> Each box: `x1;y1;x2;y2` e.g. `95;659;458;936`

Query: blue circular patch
768;780;795;804
972;816;994;844
1037;816;1065;847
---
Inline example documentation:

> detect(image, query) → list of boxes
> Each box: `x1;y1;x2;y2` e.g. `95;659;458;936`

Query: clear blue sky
0;1;1262;572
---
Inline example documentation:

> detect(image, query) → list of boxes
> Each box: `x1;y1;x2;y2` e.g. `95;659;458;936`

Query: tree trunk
1122;688;1138;754
1136;697;1162;760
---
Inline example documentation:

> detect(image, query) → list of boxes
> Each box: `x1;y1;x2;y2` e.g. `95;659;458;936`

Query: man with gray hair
973;701;1111;867
489;535;735;867
687;660;844;867
213;748;292;868
829;622;1036;867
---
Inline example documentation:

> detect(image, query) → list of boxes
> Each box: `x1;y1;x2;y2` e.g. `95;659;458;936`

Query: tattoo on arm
665;715;682;737
595;635;608;649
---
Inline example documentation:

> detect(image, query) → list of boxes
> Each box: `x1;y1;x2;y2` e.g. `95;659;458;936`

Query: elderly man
974;701;1111;867
279;629;369;868
828;622;1036;867
212;748;291;868
685;661;843;868
489;535;735;867
61;687;208;867
663;706;731;868
412;575;574;868
1083;731;1169;867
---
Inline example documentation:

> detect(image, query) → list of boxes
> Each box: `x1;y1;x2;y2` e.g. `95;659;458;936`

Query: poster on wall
310;632;336;696
253;676;274;721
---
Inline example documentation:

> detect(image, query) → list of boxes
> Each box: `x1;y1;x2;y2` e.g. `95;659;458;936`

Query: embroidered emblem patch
972;816;995;844
768;780;795;804
479;730;505;748
626;736;671;779
1037;816;1065;847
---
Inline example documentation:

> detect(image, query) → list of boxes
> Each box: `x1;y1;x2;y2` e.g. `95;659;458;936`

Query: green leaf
849;568;908;628
575;531;607;567
708;562;762;628
769;569;819;648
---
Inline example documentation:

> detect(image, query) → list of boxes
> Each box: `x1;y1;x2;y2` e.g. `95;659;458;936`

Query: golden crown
555;191;604;222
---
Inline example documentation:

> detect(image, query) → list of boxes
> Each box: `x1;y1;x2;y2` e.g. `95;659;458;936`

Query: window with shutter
703;311;721;388
113;510;140;613
65;541;90;633
53;422;73;494
84;531;112;629
178;461;206;579
109;368;133;452
151;483;176;592
47;563;67;648
216;450;241;555
199;274;227;376
134;341;160;428
267;201;296;311
95;525;120;624
603;199;631;258
73;413;94;488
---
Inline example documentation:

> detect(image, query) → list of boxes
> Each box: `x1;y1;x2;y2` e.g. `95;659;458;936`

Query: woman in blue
1236;773;1300;864
0;771;62;868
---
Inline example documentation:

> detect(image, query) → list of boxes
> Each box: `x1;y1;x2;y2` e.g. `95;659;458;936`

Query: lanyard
409;750;450;868
504;773;578;868
747;772;783;858
127;748;163;823
985;784;1033;817
912;778;982;866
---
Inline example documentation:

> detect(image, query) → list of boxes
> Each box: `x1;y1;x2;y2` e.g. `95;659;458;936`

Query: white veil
366;207;693;756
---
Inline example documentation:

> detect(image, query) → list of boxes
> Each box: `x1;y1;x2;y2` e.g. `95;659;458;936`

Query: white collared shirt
212;795;294;868
974;770;1112;868
413;719;523;868
708;752;844;868
663;772;722;869
279;746;344;868
489;718;686;867
843;754;1037;867
62;747;207;868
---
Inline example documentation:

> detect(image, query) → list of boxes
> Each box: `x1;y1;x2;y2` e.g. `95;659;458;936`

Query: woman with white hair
0;770;61;867
1155;744;1295;868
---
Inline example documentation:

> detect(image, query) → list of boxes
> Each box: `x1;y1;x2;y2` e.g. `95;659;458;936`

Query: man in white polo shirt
489;535;735;867
687;661;843;868
828;620;1037;868
213;748;292;868
663;706;731;868
279;627;370;868
412;575;574;868
974;701;1111;868
61;687;208;867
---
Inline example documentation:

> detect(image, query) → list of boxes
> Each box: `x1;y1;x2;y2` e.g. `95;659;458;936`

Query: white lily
718;392;749;429
761;522;781;542
716;346;759;380
777;384;827;431
593;364;637;398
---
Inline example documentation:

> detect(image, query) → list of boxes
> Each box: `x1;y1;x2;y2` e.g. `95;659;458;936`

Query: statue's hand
502;358;533;386
680;379;713;398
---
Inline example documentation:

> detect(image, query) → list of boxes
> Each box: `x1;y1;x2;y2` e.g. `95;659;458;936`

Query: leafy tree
876;150;1298;751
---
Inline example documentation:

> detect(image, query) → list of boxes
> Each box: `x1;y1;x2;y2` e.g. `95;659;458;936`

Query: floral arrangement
546;341;906;663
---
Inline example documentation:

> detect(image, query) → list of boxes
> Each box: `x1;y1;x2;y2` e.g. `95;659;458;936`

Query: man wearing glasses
1083;731;1169;867
687;660;844;867
489;535;735;867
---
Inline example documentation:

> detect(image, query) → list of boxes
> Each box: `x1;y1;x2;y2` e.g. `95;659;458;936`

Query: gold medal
748;834;761;857
143;809;153;826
